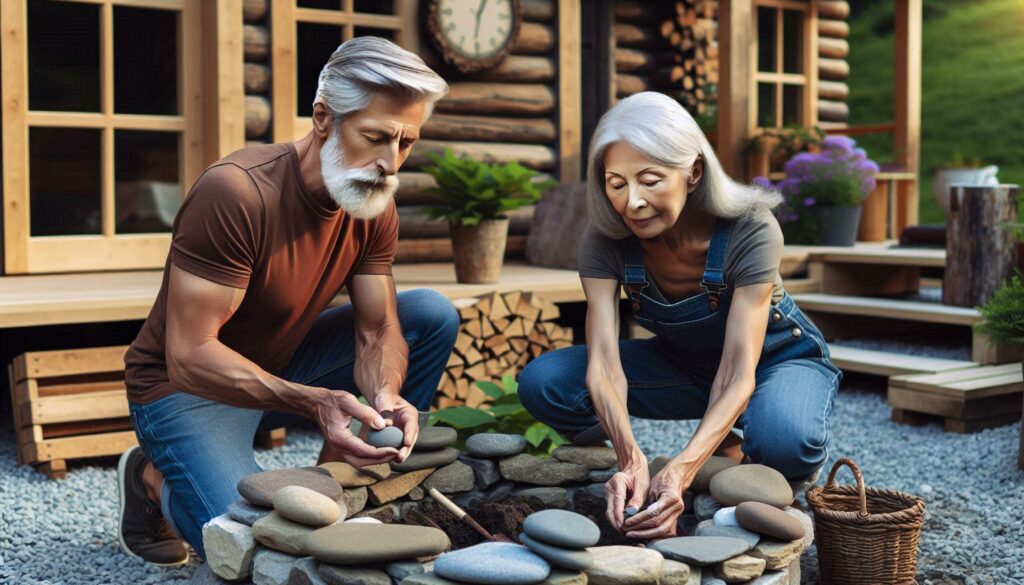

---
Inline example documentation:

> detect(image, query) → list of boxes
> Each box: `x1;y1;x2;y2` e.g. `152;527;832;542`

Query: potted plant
755;135;879;246
421;149;554;284
933;152;999;215
743;125;825;179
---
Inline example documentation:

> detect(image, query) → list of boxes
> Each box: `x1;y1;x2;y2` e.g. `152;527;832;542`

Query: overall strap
700;219;734;312
622;237;647;314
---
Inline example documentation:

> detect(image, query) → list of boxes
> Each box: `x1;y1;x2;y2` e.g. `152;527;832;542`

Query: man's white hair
586;91;783;239
314;36;449;125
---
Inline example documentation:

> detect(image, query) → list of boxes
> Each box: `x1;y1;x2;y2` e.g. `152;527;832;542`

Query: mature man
117;37;456;564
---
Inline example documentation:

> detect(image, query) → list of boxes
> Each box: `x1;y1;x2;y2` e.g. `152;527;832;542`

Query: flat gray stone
649;537;749;566
690;456;739;493
289;556;328;585
252;548;300;585
414;427;458;452
499;454;588;486
252;512;316;555
523;509;600;549
551;446;617;470
385;560;426;581
239;468;343;508
228;499;272;526
422;461;475;494
317;563;391;585
318;462;387;488
367;427;405;449
588;467;618;483
273;485;342;528
694;523;760;552
586;546;665;585
341;487;367;517
399;572;462;585
202;514;255;581
304;523;450;565
515;487;569;509
466;433;527;458
434;542;551;584
519;532;593;571
390;448;459;473
458;455;502;489
708;465;793;508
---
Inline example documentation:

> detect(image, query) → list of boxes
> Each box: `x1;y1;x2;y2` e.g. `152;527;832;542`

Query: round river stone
690;456;739;492
522;509;600;549
435;542;551;585
465;433;527;458
414;426;458;451
367;426;405;449
649;536;750;566
735;501;806;541
238;468;343;508
304;523;450;565
709;464;793;508
390;447;459;473
519;532;594;571
272;485;342;527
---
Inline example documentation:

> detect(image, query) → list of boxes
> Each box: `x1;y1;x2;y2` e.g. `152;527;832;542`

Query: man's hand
374;388;419;462
605;457;649;531
314;390;399;467
622;462;688;540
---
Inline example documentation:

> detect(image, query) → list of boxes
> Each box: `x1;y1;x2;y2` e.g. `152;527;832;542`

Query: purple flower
803;197;816;207
752;176;774;189
777;177;801;196
822;135;855;155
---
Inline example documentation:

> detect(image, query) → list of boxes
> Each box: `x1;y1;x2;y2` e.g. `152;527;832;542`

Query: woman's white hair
314;36;449;126
587;91;783;239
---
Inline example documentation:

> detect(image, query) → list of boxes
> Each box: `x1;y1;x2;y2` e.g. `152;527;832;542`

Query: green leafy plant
743;125;826;162
420;149;556;227
975;272;1024;347
428;375;568;456
938;150;984;170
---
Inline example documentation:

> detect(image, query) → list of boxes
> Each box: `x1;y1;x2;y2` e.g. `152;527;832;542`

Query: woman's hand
604;454;649;531
622;460;691;540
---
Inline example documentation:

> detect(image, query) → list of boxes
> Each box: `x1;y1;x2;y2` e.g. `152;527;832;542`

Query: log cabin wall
243;0;272;144
816;0;850;128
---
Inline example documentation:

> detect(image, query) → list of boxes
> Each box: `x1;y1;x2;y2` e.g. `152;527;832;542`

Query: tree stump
943;184;1020;307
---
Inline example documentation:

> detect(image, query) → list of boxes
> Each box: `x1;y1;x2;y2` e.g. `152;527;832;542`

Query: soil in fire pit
409;496;548;549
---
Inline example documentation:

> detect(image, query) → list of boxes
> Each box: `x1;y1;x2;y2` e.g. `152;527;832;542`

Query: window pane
782;9;804;74
30;128;102;236
353;27;397;42
28;1;100;112
115;131;180;234
298;0;342;9
783;85;803;126
757;6;776;73
758;83;776;128
355;0;395;14
297;23;344;117
114;6;178;115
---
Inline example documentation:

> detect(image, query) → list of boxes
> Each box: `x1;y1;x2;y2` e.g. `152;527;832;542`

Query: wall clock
426;0;522;74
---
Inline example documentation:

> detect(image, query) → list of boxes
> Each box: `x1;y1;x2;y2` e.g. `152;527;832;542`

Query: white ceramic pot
933;165;999;213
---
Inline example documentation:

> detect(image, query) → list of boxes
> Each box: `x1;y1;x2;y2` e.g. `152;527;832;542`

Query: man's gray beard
320;131;399;219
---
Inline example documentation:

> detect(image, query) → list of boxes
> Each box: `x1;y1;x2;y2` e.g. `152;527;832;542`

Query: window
752;1;817;129
2;0;203;274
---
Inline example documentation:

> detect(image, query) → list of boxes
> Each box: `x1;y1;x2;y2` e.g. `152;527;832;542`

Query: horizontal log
818;37;849;59
473;55;555;83
397;205;534;239
614;23;659;49
407;140;556;171
422;114;556;144
244;63;271;94
615;73;650;97
818;18;849;39
436;83;555;117
818;99;850;122
243;0;267;23
615;1;656;22
818;1;850;20
818;57;850;80
513;22;554;54
615;47;655;73
245;95;270;138
244;25;269;62
521;0;554;22
818;80;849;101
396;235;527;263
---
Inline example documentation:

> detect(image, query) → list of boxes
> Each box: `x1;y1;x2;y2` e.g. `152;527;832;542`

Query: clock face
437;0;515;60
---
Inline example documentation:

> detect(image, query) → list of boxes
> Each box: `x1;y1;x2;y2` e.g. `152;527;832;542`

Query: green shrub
975;272;1024;347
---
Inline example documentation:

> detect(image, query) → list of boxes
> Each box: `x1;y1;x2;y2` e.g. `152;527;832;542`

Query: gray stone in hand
366;426;404;449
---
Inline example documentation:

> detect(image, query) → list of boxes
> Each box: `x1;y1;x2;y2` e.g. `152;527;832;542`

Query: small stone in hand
366;426;404;449
624;506;639;519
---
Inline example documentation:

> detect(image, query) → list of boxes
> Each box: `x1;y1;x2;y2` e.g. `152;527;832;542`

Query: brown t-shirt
124;142;398;404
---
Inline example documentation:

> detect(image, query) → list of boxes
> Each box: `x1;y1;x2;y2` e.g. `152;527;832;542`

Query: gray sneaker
117;446;189;566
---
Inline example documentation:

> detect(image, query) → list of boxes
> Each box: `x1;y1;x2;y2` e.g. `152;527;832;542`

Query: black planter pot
814;205;862;247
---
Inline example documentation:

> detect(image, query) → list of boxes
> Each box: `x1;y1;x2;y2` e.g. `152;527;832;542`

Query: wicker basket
806;458;925;585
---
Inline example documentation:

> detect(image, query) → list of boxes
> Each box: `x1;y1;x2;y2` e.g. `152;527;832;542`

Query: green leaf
475;381;505;400
429;406;496;429
524;422;548;447
487;403;526;417
501;375;518;395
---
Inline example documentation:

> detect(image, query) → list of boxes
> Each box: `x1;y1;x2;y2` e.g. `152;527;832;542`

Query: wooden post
893;0;922;229
942;184;1020;308
557;0;582;182
717;0;754;179
203;0;246;162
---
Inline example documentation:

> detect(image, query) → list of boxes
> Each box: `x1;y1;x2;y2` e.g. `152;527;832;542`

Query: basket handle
824;458;869;518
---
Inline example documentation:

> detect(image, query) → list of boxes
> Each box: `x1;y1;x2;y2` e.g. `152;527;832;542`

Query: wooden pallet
8;346;286;479
888;363;1023;433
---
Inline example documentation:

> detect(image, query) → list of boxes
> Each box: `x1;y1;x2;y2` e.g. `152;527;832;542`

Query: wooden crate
888;362;1023;433
8;345;285;479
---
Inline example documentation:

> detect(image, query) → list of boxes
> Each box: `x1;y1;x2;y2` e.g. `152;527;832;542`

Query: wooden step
829;344;976;377
888;363;1023;433
807;246;945;268
792;293;980;326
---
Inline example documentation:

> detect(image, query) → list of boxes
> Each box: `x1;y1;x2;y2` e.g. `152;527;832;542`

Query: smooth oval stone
272;485;341;527
238;468;343;508
465;433;527;458
587;546;664;585
519;532;594;571
390;447;459;473
367;426;405;449
694;523;761;552
318;564;391;585
435;542;551;584
709;464;793;508
713;506;740;527
522;509;600;549
414;426;458;451
304;523;450;564
252;512;316;555
551;446;617;470
227;499;272;526
735;501;805;541
690;456;739;492
649;536;749;566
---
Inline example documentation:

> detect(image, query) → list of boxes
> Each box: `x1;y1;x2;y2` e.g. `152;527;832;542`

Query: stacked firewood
437;291;573;409
649;1;718;115
243;0;271;142
817;1;851;127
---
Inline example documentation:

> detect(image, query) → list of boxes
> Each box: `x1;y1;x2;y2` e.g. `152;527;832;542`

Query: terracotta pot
450;218;509;284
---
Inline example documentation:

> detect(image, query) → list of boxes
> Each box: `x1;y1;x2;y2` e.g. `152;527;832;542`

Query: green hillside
845;0;1024;224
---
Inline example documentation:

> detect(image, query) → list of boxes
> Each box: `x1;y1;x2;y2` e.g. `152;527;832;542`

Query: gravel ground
1;376;1021;584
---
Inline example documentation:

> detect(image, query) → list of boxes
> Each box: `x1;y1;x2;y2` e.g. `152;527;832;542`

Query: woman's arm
623;281;772;539
581;277;650;529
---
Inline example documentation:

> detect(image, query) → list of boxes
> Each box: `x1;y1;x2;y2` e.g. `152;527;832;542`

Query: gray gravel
2;370;1022;584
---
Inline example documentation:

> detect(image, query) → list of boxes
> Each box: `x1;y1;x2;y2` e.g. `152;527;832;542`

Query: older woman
518;92;842;540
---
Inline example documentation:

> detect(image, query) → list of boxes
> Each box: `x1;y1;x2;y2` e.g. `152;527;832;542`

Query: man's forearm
353;319;409;408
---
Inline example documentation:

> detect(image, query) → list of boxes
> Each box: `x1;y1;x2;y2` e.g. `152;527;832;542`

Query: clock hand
473;0;489;49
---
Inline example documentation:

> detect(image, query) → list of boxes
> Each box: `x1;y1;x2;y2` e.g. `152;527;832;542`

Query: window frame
749;0;818;131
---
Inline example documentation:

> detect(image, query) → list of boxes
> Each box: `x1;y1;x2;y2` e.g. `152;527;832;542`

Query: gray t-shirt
578;209;786;304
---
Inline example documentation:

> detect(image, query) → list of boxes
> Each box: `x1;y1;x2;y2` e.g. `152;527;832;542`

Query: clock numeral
441;8;452;15
490;37;497;47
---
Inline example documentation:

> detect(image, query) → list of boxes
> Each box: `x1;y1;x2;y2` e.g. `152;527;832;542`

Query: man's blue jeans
128;289;459;558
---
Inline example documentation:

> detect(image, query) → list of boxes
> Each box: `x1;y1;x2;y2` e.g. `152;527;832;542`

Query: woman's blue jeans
128;288;459;558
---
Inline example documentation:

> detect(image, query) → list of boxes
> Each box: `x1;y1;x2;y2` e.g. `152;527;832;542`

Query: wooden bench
888;363;1024;433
